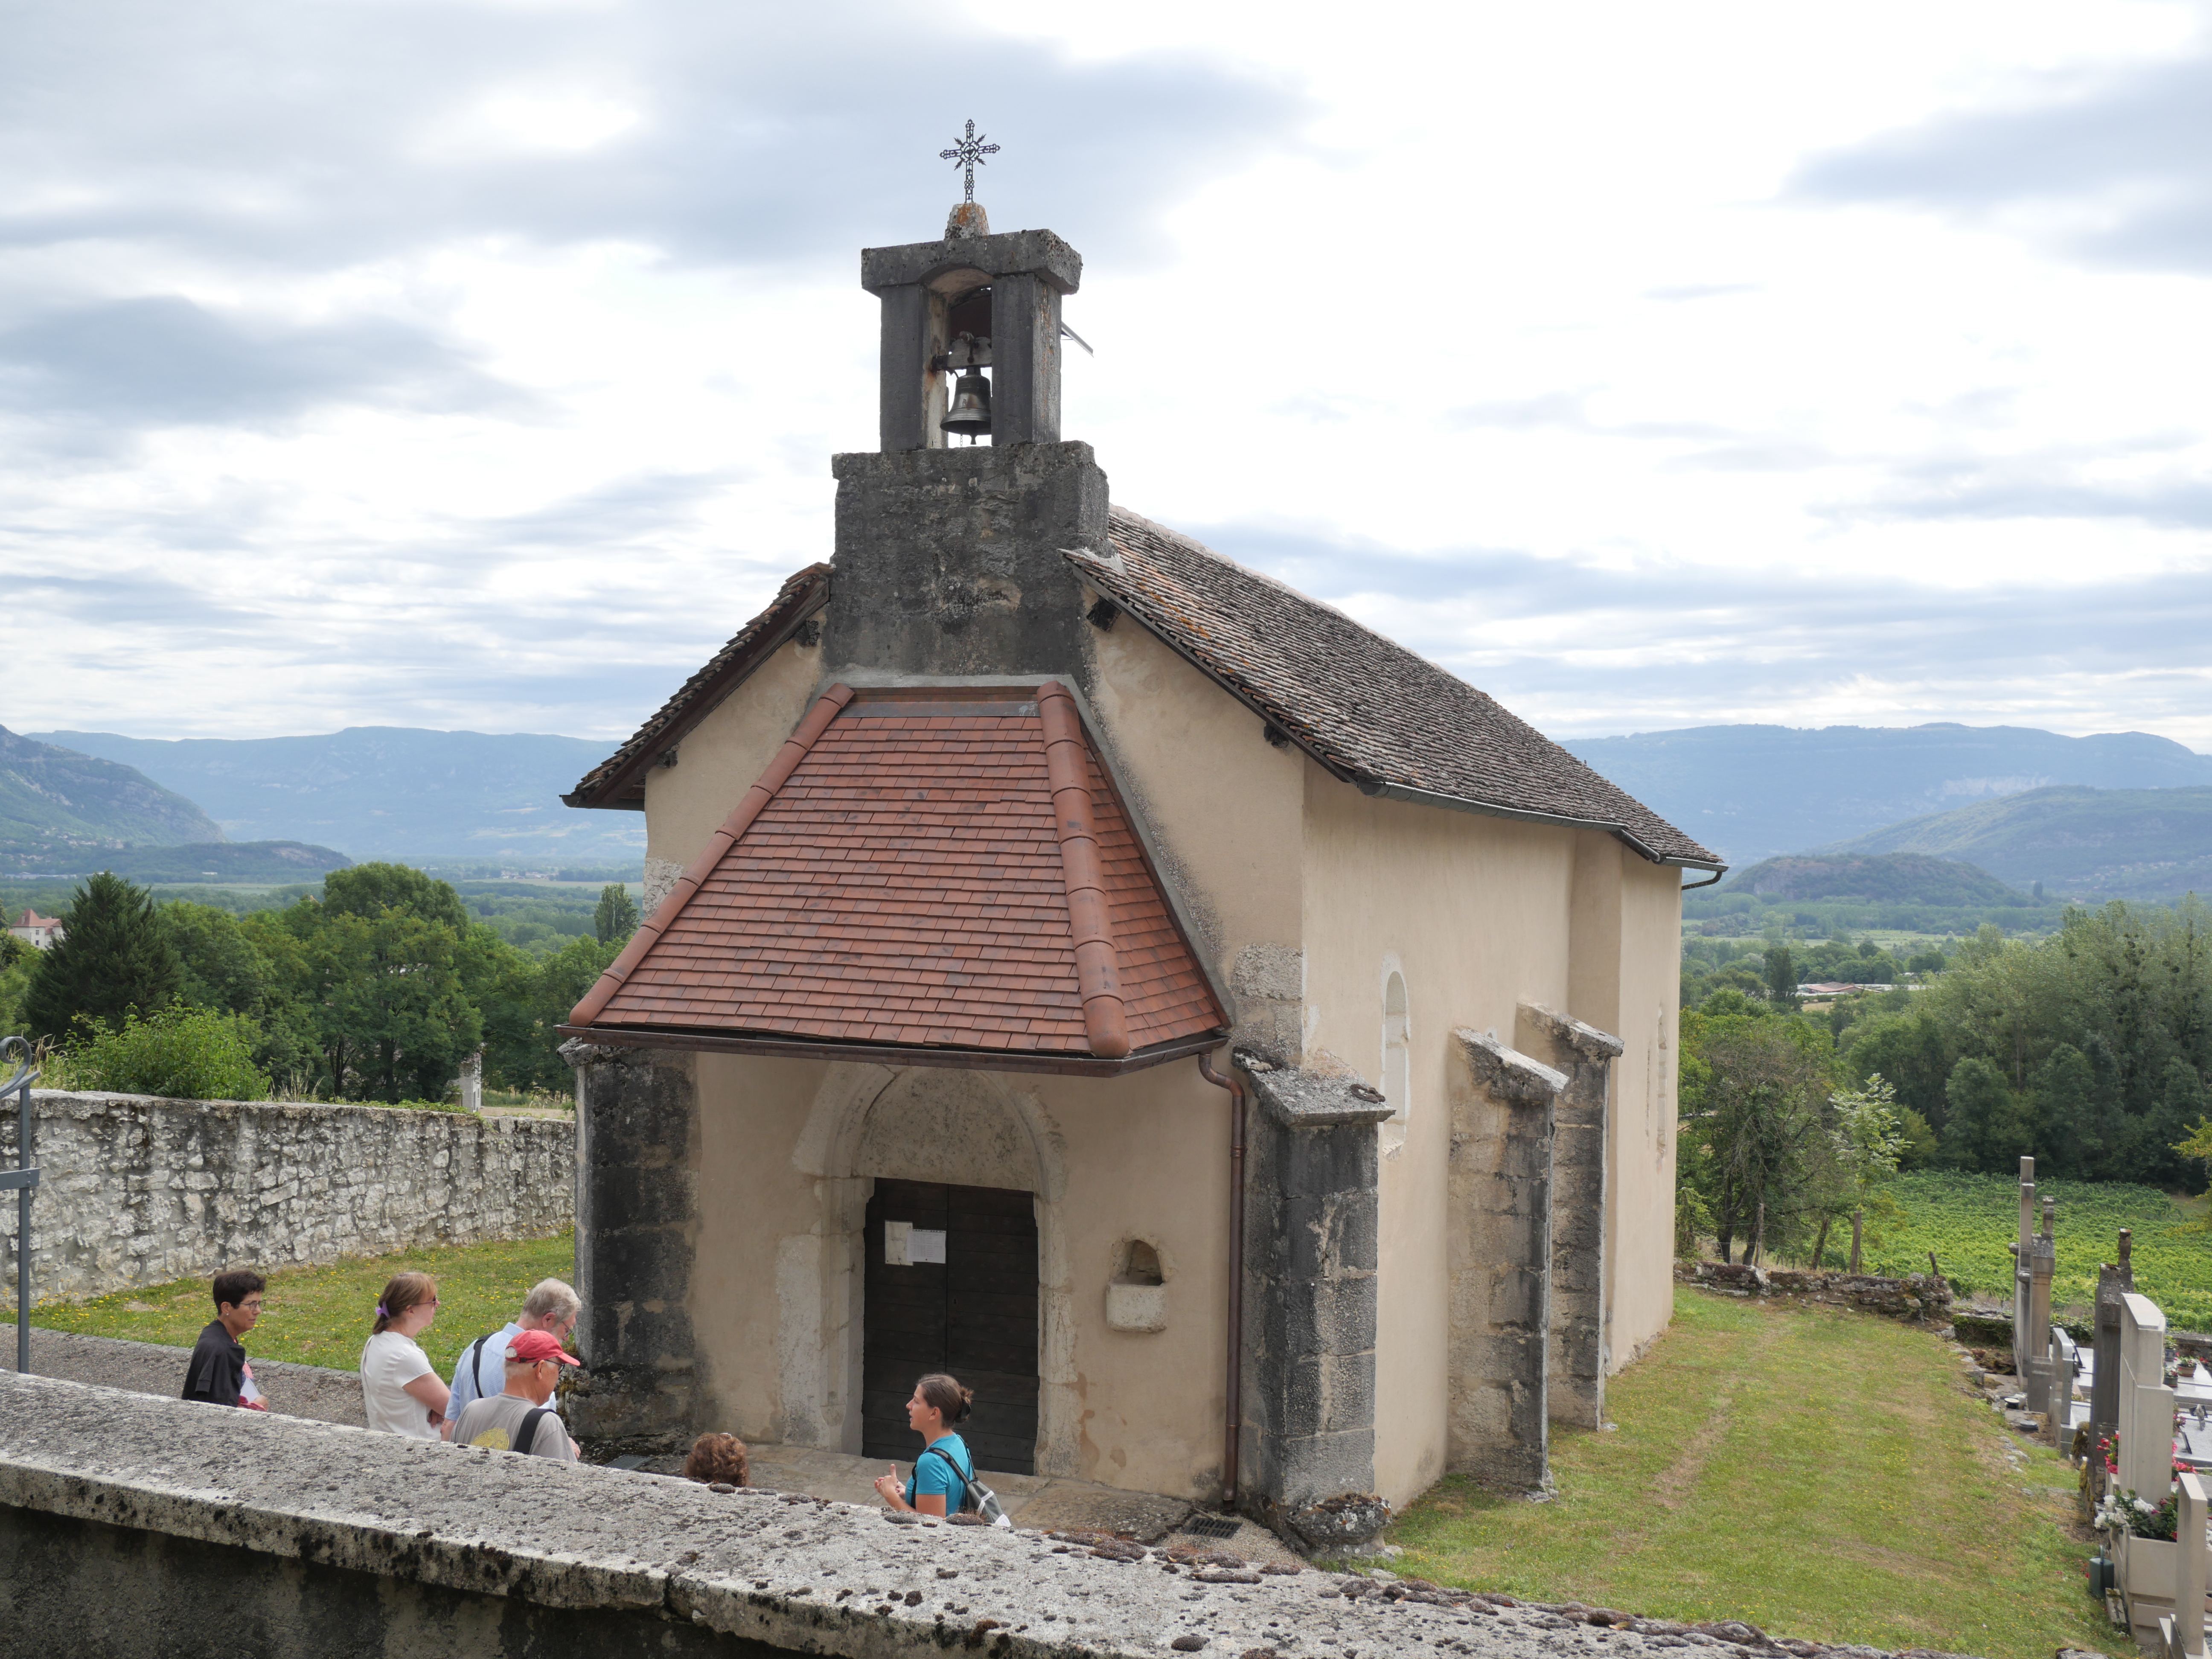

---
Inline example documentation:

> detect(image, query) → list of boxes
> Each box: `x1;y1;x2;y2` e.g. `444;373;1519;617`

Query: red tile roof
567;683;1226;1067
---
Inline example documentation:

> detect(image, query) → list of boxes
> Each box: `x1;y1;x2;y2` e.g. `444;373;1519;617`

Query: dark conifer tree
21;872;183;1039
593;883;640;944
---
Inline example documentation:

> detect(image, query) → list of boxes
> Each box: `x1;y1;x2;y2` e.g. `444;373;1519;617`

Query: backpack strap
468;1333;494;1396
515;1406;556;1457
918;1444;977;1509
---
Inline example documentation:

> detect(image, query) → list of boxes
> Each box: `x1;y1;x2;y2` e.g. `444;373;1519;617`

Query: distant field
1856;1173;2212;1328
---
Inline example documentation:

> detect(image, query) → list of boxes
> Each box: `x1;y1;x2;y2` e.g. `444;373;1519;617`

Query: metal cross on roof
939;119;1000;202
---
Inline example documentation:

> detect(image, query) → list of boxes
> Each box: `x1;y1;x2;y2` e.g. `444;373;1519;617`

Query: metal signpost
2;1036;39;1374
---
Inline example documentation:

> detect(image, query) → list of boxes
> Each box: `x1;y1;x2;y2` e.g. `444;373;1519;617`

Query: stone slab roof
1071;509;1722;869
563;562;830;811
566;682;1225;1071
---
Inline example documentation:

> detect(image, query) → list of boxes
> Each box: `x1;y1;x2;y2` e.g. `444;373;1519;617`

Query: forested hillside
1564;722;2212;865
1714;852;2025;906
0;726;225;868
1826;784;2212;901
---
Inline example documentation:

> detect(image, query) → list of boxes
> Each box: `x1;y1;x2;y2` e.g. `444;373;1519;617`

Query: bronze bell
942;370;991;440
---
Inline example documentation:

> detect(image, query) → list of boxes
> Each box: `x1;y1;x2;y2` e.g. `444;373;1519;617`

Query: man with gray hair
446;1278;580;1420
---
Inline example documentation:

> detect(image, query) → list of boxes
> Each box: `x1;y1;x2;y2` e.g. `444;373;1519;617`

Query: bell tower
862;212;1082;451
822;157;1108;681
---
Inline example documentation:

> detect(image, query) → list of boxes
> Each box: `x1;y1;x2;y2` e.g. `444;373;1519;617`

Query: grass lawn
32;1231;575;1375
1389;1286;2120;1659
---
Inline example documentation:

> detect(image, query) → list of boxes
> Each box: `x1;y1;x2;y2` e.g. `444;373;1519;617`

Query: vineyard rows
1853;1173;2212;1331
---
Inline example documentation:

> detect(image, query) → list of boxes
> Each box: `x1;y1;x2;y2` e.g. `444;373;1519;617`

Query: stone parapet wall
0;1370;1973;1659
1;1089;573;1301
1675;1261;1954;1325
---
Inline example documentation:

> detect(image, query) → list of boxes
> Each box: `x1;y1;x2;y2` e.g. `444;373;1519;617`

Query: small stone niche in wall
1105;1238;1169;1333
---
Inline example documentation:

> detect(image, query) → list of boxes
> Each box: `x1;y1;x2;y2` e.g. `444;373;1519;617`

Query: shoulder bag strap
515;1406;555;1457
469;1333;495;1394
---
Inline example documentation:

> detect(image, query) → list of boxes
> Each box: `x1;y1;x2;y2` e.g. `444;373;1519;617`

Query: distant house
1797;981;1895;999
9;909;63;951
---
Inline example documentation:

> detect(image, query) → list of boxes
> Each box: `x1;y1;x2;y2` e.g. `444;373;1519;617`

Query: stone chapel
556;202;1723;1546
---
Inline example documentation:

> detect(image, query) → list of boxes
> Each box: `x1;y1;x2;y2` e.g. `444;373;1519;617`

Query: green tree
1684;1012;1832;1263
166;900;314;1082
594;883;641;944
1941;1056;2034;1171
1843;1008;1956;1129
1830;1073;1907;1200
58;1005;270;1101
322;862;471;931
483;932;622;1094
1763;945;1801;1011
22;872;182;1041
1895;1108;1939;1169
306;908;483;1103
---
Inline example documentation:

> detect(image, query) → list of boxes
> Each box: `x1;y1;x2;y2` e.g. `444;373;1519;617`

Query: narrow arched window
1382;971;1411;1150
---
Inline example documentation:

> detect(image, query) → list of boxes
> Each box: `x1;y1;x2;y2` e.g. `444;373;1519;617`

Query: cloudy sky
4;0;2209;750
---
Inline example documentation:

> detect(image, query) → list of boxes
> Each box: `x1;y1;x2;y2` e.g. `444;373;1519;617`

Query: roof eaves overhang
1069;551;1729;888
562;567;832;812
557;1024;1226;1078
1356;778;1728;885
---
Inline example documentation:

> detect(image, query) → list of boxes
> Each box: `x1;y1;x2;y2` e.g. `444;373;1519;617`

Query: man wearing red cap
448;1329;582;1461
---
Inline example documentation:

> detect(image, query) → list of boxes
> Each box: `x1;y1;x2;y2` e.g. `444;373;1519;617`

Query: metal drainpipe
1196;1050;1245;1510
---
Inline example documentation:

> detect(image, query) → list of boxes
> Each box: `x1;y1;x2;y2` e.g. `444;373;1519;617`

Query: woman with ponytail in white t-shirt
360;1272;451;1440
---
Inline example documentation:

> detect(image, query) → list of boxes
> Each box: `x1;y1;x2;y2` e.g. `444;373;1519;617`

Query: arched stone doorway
786;1063;1076;1475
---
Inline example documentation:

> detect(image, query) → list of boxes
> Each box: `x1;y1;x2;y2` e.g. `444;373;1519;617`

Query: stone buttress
1519;1001;1623;1431
564;1041;701;1451
1237;1056;1395;1545
1448;1028;1566;1488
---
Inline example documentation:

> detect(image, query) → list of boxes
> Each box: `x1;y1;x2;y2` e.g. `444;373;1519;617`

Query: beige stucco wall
1075;605;1305;1030
641;627;827;870
636;592;1684;1510
685;1051;1235;1498
1602;853;1683;1370
1296;777;1581;1509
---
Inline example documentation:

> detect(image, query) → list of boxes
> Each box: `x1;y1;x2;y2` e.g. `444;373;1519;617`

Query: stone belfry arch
824;211;1103;684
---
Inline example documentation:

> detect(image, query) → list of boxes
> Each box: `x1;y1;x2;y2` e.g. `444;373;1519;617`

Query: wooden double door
861;1179;1039;1474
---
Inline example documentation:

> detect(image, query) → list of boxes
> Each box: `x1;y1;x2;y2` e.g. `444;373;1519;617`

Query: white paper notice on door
908;1228;947;1264
884;1220;911;1265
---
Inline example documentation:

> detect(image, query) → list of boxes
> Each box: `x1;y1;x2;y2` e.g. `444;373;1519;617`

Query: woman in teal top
873;1373;975;1516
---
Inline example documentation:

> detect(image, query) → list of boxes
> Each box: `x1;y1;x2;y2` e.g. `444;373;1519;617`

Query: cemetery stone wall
0;1090;573;1301
1674;1262;1953;1325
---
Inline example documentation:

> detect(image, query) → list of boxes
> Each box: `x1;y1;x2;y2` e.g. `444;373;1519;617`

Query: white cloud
0;0;2206;760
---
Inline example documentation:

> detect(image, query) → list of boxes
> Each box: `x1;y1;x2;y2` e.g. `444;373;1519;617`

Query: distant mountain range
12;714;2207;898
1;725;222;854
1825;785;2212;902
27;727;641;863
0;726;352;881
1563;723;2212;867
